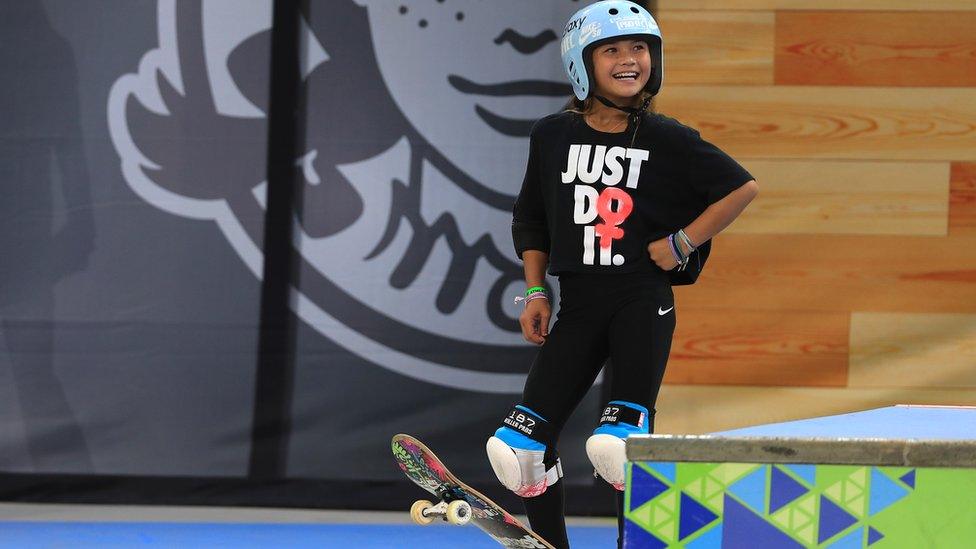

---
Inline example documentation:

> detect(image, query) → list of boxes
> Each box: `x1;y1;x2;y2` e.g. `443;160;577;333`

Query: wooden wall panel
730;160;949;236
655;385;976;434
665;308;849;387
658;0;976;11
951;162;976;235
849;312;976;389
646;0;976;431
658;11;773;85
673;234;976;314
775;12;976;87
656;86;976;161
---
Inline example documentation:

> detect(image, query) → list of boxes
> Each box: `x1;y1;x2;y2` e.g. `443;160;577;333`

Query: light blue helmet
561;1;663;101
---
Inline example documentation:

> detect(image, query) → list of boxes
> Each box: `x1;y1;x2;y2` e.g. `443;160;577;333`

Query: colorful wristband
513;292;549;306
677;229;697;254
525;286;546;297
668;234;685;263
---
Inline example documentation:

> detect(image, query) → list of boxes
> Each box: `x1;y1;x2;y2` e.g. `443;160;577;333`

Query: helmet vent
609;8;618;15
631;7;640;13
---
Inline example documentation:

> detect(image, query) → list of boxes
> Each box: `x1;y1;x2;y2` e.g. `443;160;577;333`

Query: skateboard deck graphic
392;434;555;549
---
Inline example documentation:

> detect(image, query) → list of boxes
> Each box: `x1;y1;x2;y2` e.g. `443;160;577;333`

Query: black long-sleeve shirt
512;111;754;275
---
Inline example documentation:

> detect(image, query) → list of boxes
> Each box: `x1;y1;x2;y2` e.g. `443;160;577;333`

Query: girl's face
590;39;652;105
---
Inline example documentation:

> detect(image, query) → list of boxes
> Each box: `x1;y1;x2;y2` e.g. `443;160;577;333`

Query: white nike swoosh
658;306;674;316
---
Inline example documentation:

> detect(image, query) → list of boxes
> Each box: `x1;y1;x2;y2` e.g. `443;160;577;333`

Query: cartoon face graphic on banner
351;0;578;190
108;0;583;393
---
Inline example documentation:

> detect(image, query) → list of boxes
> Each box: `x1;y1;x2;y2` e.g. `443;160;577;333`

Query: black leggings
519;271;675;549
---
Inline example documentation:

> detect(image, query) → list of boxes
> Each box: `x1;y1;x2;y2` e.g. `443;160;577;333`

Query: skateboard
392;434;555;549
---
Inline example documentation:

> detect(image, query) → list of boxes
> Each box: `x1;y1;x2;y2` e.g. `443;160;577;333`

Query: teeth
613;72;638;79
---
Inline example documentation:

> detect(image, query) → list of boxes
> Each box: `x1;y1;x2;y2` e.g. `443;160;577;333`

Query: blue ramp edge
714;405;976;440
0;522;617;549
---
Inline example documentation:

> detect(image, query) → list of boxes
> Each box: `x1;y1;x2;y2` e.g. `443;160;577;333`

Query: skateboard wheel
410;499;435;526
446;500;472;526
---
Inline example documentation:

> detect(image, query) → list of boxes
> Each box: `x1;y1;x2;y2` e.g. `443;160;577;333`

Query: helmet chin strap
592;94;645;115
592;94;653;148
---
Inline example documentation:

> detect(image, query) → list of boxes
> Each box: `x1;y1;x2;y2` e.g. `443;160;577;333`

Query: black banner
0;0;624;514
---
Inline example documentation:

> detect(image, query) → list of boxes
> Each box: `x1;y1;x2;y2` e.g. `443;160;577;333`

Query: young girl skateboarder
485;2;759;547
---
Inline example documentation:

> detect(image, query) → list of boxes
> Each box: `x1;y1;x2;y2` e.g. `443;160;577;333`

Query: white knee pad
486;405;562;498
587;401;652;491
586;434;627;491
486;436;562;498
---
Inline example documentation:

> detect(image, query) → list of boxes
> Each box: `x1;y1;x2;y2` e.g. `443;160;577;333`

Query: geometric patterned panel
898;470;916;489
781;465;816;487
679;492;719;540
822;467;868;519
818;495;858;544
727;465;768;515
769;491;817;545
867;468;909;516
687;463;761;513
624;462;976;548
724;495;804;548
770;466;809;514
625;519;668;549
867;527;885;546
825;526;864;549
631;465;671;512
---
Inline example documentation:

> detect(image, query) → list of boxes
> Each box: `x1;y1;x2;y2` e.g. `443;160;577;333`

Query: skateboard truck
410;482;473;526
411;498;473;526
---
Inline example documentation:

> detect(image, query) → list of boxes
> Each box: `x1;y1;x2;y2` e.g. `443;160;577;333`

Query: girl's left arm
682;179;758;247
647;180;758;269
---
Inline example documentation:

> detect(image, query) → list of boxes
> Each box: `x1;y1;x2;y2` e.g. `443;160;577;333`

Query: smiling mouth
612;71;640;81
448;74;573;137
